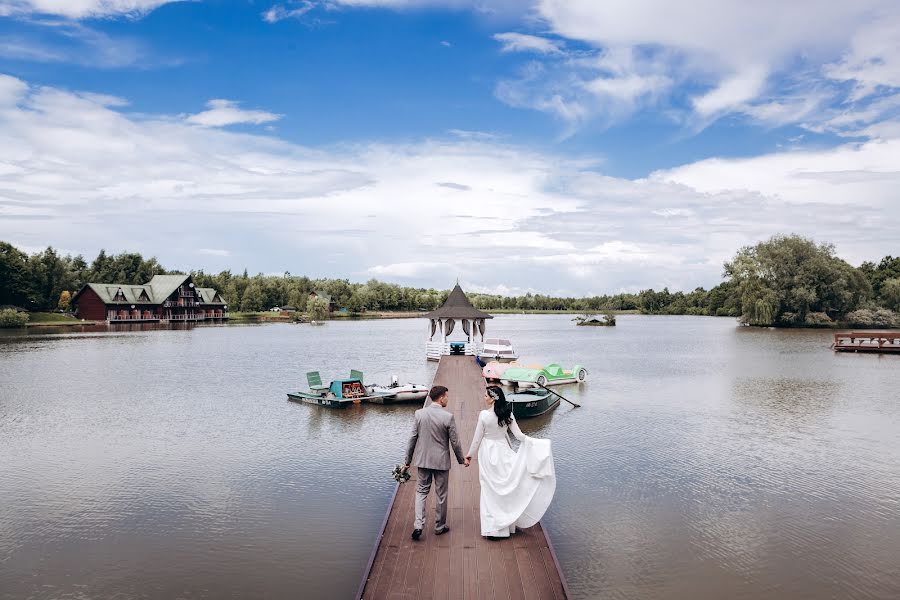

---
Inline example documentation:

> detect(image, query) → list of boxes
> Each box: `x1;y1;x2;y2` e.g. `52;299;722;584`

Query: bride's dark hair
487;385;513;427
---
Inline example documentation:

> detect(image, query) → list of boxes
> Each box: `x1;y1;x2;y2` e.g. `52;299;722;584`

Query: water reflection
1;316;899;599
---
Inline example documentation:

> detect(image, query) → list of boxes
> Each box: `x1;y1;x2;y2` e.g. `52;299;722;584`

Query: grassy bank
227;311;295;323
23;312;105;327
27;312;76;323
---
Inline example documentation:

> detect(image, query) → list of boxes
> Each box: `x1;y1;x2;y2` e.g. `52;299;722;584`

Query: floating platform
357;355;569;599
833;331;900;354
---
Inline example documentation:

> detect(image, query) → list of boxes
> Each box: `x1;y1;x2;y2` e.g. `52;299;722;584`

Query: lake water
1;315;899;599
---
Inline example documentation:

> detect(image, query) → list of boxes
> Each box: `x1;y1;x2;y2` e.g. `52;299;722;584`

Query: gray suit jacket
405;404;465;471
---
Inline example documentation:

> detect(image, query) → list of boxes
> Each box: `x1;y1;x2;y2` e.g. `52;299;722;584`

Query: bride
465;385;556;538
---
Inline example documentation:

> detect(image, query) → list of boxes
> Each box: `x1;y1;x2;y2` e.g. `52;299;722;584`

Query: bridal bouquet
392;464;411;484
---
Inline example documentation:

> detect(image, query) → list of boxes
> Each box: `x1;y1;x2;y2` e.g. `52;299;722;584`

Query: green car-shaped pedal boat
500;363;588;418
500;363;587;388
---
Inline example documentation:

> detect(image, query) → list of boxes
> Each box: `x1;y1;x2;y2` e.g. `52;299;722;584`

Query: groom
404;385;469;540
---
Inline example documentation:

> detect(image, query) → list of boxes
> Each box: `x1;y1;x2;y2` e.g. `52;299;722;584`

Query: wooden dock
357;355;569;599
833;330;900;353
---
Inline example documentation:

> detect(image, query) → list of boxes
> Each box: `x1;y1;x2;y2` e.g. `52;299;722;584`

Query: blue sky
1;0;899;295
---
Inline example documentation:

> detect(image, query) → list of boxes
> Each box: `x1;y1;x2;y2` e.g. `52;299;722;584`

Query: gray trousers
414;467;449;531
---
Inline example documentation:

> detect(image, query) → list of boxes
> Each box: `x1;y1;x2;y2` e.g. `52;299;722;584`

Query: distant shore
14;310;897;330
17;308;642;328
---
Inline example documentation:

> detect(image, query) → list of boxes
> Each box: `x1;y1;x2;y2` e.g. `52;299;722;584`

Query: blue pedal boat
287;377;393;408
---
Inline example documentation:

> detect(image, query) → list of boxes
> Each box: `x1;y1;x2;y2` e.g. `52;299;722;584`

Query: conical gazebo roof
423;283;493;320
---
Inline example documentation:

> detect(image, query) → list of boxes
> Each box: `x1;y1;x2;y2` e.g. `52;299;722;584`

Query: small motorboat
501;363;587;388
366;376;430;404
507;388;561;418
287;376;393;408
478;338;519;363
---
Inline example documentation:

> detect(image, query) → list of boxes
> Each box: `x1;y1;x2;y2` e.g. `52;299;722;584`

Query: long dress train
467;409;556;537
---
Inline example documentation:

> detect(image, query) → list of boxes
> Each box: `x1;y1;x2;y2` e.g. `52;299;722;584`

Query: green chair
306;371;330;393
350;369;364;383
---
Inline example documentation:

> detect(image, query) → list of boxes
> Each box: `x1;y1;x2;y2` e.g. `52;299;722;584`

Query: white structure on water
424;283;493;361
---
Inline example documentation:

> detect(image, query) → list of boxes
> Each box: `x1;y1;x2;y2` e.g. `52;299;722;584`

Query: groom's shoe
435;526;450;536
411;529;422;541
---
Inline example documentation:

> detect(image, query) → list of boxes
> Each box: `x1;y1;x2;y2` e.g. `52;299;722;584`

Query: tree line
2;236;898;327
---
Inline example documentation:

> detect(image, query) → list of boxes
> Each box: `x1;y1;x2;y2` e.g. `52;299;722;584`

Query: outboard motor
390;374;399;388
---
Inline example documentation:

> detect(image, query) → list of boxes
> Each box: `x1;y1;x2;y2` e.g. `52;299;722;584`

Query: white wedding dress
467;409;556;537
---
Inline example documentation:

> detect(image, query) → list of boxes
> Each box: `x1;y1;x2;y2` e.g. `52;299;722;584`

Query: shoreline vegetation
13;308;640;328
2;235;899;330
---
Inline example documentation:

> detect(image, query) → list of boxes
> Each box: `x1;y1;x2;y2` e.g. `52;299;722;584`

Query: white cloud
447;128;498;140
0;18;156;68
198;248;231;257
488;0;900;131
692;65;768;117
0;73;28;104
0;0;182;19
496;46;674;131
654;138;900;208
652;208;693;218
824;11;900;99
2;74;899;294
493;32;562;55
262;1;315;23
247;0;900;134
368;261;456;278
185;99;282;128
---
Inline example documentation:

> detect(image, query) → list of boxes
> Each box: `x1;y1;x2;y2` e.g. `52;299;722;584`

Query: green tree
0;308;29;328
240;280;266;312
0;242;34;307
638;288;671;314
724;234;870;326
306;296;329;321
860;256;900;298
29;247;71;310
879;278;900;311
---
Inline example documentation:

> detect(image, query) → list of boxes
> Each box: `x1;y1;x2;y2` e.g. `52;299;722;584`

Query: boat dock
833;330;900;353
357;355;569;599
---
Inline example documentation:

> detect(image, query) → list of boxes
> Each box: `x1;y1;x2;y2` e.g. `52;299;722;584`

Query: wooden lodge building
72;274;228;323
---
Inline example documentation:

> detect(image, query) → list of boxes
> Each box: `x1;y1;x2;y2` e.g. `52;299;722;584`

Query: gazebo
424;283;493;361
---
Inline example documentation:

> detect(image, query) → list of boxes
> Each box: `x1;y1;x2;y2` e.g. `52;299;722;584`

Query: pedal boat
287;377;393;408
501;363;587;388
365;381;430;404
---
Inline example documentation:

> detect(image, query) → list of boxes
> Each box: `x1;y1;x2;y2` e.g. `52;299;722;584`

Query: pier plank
359;356;567;599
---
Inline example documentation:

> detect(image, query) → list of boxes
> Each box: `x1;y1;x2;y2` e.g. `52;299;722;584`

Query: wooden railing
108;314;160;322
833;331;900;353
164;300;199;307
107;312;230;322
425;341;484;361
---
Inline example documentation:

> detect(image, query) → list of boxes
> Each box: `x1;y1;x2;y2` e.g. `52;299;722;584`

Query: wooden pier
357;355;569;599
833;330;900;353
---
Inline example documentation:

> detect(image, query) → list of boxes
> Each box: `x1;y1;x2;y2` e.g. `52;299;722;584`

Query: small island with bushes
573;312;617;326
